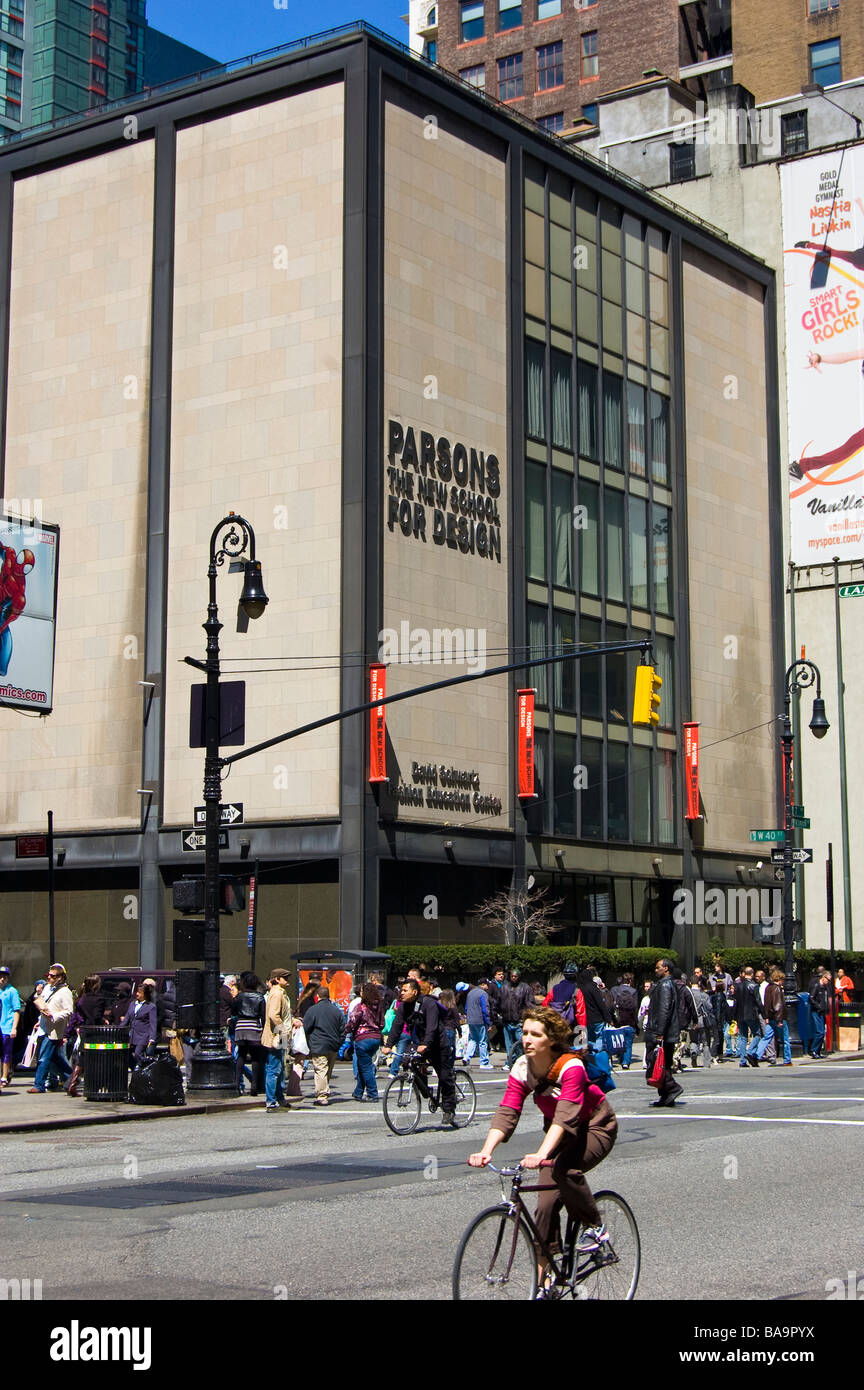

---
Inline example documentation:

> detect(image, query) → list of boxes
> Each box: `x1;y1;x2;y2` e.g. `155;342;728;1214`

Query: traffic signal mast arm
208;639;653;769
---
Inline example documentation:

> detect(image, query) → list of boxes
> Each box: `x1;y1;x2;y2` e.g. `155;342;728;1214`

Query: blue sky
145;0;408;63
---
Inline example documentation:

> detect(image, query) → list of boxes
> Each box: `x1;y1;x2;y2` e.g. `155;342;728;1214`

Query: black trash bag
128;1054;186;1106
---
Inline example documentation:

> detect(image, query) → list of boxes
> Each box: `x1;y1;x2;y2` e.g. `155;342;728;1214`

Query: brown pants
310;1051;336;1098
534;1100;618;1249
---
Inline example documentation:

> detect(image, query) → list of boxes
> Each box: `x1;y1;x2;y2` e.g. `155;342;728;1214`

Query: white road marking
676;1094;864;1103
617;1112;864;1127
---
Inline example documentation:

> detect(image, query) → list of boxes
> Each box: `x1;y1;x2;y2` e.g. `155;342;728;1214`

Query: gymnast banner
0;515;59;713
781;148;864;564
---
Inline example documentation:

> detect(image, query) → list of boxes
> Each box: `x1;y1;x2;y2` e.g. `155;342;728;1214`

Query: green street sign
791;804;804;816
791;816;811;829
839;584;864;598
750;830;786;842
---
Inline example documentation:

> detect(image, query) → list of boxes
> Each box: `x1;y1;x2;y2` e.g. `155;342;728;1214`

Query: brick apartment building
410;0;862;135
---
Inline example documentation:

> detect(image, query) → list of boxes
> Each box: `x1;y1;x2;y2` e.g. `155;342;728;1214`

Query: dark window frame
669;139;696;183
537;40;563;90
781;109;808;156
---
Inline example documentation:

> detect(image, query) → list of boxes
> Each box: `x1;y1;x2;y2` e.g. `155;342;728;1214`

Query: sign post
47;810;55;964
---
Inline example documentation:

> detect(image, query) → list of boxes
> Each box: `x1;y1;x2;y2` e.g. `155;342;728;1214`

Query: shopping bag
291;1021;310;1056
647;1042;666;1088
22;1027;41;1069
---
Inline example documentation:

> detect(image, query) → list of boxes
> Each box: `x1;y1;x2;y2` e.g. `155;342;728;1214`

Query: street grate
4;1155;457;1209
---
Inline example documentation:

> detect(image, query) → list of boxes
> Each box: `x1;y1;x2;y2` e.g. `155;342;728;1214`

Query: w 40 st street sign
750;829;785;842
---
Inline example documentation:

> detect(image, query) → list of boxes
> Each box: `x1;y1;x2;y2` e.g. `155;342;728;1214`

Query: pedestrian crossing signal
632;665;662;726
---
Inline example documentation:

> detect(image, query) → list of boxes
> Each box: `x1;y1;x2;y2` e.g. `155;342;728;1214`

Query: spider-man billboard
0;516;59;713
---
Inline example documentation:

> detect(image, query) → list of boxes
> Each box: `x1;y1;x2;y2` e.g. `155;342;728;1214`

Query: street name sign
193;803;244;827
181;829;229;852
791;816;811;829
770;847;813;865
750;829;785;842
839;584;864;598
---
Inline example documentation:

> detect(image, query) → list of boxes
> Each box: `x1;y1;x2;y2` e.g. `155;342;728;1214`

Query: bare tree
472;884;566;946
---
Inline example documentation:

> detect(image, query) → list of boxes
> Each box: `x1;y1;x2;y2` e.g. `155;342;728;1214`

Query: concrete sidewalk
0;1074;275;1134
0;1057;374;1133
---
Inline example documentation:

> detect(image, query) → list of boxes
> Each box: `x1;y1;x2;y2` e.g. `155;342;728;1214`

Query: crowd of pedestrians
0;954;854;1108
0;963;171;1097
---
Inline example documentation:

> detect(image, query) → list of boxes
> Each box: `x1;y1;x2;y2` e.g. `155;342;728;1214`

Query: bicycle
452;1162;640;1301
383;1050;477;1135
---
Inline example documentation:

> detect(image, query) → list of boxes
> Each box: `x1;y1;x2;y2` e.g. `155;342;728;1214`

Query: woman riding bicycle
468;1006;617;1268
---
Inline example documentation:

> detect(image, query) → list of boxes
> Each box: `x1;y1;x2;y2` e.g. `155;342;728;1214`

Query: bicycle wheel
572;1191;640;1300
383;1073;421;1136
450;1069;477;1128
453;1207;538;1301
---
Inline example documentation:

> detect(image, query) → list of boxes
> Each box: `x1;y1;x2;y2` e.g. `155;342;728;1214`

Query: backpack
545;1049;615;1095
676;981;699;1031
550;986;585;1028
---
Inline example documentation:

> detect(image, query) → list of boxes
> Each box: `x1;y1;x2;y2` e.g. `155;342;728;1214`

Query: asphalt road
1;1057;863;1303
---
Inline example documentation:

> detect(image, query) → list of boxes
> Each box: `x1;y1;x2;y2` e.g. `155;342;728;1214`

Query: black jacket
809;981;831;1015
386;995;447;1051
579;976;614;1027
231;991;266;1024
645;976;679;1047
500;979;534;1024
733;978;764;1027
487;982;503;1026
302;999;346;1054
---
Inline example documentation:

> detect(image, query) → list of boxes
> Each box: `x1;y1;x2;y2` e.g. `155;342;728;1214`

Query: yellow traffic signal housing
633;665;662;726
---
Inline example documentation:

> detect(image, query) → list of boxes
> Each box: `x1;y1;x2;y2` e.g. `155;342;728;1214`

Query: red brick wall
436;0;681;129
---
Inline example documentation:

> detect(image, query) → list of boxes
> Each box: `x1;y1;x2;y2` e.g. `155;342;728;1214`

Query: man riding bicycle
381;978;458;1128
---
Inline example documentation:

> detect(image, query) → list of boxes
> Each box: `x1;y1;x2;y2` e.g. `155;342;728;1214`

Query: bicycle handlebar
479;1159;555;1175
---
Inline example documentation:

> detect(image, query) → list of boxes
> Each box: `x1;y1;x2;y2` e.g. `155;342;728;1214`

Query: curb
0;1094;264;1135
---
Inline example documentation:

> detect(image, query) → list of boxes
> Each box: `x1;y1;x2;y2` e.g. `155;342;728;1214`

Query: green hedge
382;944;864;986
383;945;675;984
701;947;864;980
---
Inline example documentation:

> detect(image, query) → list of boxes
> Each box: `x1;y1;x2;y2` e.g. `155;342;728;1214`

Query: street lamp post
188;513;268;1093
781;659;829;1053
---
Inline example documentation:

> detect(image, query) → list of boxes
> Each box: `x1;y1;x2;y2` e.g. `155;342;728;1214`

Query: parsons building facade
0;27;783;983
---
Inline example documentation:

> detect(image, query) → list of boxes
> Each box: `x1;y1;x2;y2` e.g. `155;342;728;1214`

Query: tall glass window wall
523;159;676;848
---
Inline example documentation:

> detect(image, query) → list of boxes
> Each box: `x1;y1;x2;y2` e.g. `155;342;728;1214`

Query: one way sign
194;803;244;827
770;847;813;865
182;829;229;852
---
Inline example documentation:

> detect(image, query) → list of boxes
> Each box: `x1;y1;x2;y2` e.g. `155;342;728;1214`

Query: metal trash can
80;1026;130;1101
838;1010;862;1053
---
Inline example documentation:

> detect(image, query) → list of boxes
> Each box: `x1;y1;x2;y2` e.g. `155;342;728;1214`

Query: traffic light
172;875;246;914
632;664;662;726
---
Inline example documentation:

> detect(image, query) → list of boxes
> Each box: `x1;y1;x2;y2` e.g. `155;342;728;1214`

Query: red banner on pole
369;664;388;783
683;721;701;820
517;689;536;799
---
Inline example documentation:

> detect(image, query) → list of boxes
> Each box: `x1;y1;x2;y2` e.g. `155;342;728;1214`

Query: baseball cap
0;966;9;975
455;981;469;992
